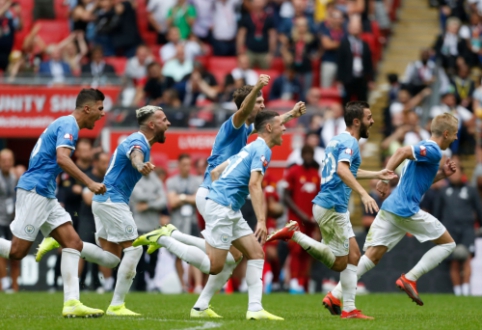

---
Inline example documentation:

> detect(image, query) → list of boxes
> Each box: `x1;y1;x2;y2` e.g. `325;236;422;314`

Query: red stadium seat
207;56;237;72
311;58;320;88
270;57;284;73
54;0;70;19
318;99;341;108
104;57;127;75
360;33;380;65
36;19;70;45
149;45;161;61
210;69;230;87
267;99;297;109
319;87;342;102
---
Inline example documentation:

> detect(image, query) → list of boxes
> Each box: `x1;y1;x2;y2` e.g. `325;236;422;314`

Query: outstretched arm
357;169;397;180
376;146;415;195
280;101;307;125
233;75;270;128
130;148;155;175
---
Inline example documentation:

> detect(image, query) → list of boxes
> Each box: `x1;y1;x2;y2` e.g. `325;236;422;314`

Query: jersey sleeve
336;138;358;165
126;139;149;158
411;142;441;164
56;120;79;150
250;145;271;175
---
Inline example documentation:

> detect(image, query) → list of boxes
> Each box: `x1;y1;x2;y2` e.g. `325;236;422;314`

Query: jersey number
31;138;43;159
321;151;336;184
221;151;249;179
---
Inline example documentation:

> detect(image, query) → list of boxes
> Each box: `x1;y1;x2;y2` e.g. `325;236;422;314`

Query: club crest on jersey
125;225;134;234
63;133;73;141
261;155;269;167
345;148;353;155
420;145;426;156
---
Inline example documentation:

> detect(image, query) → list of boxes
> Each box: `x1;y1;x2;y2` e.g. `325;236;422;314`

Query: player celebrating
37;106;171;315
267;101;397;319
330;113;458;307
135;111;286;320
0;89;108;317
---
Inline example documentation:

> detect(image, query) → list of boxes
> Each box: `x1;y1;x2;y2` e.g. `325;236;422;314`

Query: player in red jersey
283;145;321;293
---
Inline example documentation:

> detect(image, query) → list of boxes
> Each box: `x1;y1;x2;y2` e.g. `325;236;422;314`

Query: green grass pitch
0;292;481;330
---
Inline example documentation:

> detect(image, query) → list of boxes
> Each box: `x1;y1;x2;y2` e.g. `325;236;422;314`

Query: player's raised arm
376;145;415;196
280;101;307;125
249;170;267;245
130;148;155;176
337;161;378;214
57;147;106;194
233;75;270;128
210;160;230;182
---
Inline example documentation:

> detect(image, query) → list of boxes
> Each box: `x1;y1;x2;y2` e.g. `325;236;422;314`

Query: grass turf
0;292;481;330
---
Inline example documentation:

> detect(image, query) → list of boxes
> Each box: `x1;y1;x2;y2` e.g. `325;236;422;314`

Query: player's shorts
202;199;253;250
313;204;355;257
10;188;72;241
195;187;209;219
0;224;13;240
92;200;138;243
364;209;447;252
447;225;476;257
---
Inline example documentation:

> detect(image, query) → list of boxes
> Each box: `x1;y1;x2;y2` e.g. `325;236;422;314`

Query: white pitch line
173;321;223;330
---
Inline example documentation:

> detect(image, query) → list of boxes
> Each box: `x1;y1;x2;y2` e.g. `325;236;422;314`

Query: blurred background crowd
0;0;482;296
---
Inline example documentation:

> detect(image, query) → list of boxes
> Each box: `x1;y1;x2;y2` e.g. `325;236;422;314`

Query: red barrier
0;86;121;138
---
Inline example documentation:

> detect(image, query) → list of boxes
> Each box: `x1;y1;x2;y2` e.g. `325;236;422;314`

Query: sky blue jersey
207;138;271;211
313;132;361;213
18;115;79;199
382;140;442;217
94;132;151;204
200;114;254;188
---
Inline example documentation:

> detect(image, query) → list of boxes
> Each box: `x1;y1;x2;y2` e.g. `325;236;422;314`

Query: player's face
270;116;286;146
248;96;265;123
86;100;105;129
359;108;374;139
152;110;171;143
442;126;458;150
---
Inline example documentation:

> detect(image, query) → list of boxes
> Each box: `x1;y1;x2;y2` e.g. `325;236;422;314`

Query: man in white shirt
321;102;346;147
147;0;176;44
231;54;258;85
124;45;154;82
162;44;194;82
211;0;241;56
160;27;203;63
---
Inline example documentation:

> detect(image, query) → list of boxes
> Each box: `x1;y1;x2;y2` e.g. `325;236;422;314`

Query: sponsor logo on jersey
261;155;269;167
420;145;426;156
133;145;142;150
63;133;73;141
345;148;353;155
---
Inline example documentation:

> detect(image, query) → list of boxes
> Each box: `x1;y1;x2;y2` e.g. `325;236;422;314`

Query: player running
37;105;171;316
267;101;397;319
135;111;286;320
327;113;458;307
0;89;108;317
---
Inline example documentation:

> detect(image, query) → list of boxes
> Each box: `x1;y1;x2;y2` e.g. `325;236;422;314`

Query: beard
360;123;371;139
156;131;166;143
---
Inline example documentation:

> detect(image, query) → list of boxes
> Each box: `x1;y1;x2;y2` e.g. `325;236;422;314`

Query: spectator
402;48;437;96
38;46;72;85
60;32;89;75
231;53;259;86
110;0;143;57
71;0;96;36
190;0;214;42
296;87;324;128
0;149;19;292
237;0;277;69
438;0;467;32
174;62;219;106
211;0;240;56
402;111;430;146
389;87;431;128
278;0;316;37
287;131;325;171
138;62;175;105
77;152;116;293
450;62;475;109
147;0;176;44
125;44;154;84
166;154;203;293
160;88;182;108
81;45;117;84
387;73;401;104
280;16;321;100
269;64;302;101
162;44;194;82
167;0;196;40
433;163;482;296
321;102;345;148
160;27;203;63
93;0;116;56
283;145;321;294
0;0;22;71
434;17;470;73
459;12;482;65
131;171;168;292
336;15;373;105
319;8;346;87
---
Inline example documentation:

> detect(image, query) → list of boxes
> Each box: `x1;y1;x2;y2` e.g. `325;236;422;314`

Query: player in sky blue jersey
267;101;396;320
341;113;457;307
0;89;109;317
38;105;171;316
135;111;286;320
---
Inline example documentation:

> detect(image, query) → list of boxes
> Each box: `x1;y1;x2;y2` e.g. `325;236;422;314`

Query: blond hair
431;113;458;136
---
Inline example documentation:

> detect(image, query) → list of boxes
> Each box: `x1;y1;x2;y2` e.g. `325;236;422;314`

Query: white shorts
364;209;447;252
10;189;72;241
202;199;253;250
92;200;138;243
313;204;355;257
195;187;209;219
